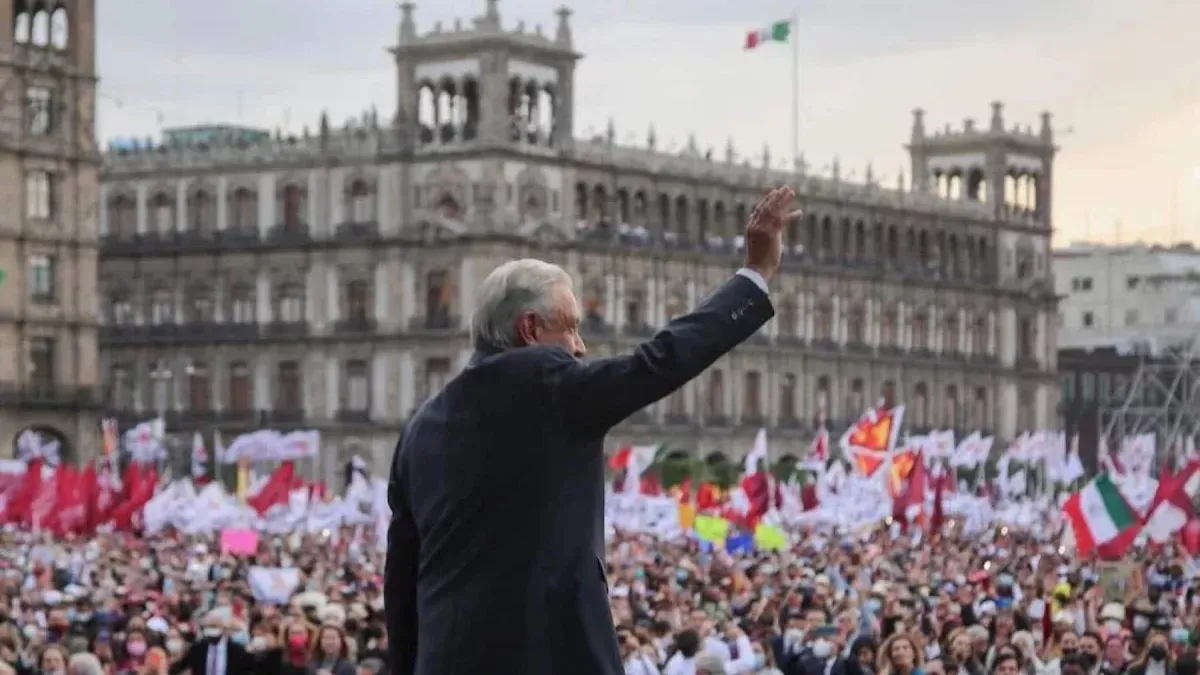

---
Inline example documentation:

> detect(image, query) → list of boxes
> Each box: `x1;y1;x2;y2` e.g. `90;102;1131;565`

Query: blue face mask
676;570;689;582
756;653;767;668
1171;628;1191;644
762;586;774;598
865;598;882;613
635;568;645;581
231;632;249;646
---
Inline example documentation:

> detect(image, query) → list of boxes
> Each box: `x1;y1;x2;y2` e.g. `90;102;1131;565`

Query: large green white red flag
744;19;791;50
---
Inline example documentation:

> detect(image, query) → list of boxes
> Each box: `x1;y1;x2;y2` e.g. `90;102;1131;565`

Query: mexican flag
1061;473;1138;557
744;19;791;50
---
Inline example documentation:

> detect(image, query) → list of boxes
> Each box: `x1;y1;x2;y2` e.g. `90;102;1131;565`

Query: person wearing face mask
167;612;252;675
1123;634;1174;675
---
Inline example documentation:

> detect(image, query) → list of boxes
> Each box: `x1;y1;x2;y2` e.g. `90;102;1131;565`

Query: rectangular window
1166;308;1178;324
1060;374;1075;401
25;86;53;136
345;360;369;411
1082;311;1094;328
25;171;52;219
1125;309;1139;326
1126;276;1141;290
29;337;55;386
28;254;55;302
1081;373;1096;400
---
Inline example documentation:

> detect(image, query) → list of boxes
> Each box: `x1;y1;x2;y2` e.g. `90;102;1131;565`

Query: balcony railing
1016;355;1042;371
335;317;378;334
0;384;98;409
164;409;219;427
777;416;803;430
336;409;372;424
741;414;767;427
844;341;873;355
664;412;691;426
706;414;730;428
265;321;310;339
334;222;381;242
409;313;460;332
265;224;311;246
269;408;306;425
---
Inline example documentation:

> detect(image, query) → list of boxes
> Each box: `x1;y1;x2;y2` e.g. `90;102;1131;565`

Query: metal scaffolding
1099;338;1200;464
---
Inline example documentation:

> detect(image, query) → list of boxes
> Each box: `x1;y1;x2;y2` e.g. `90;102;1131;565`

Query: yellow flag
754;523;788;551
694;515;731;545
236;458;249;501
678;503;696;531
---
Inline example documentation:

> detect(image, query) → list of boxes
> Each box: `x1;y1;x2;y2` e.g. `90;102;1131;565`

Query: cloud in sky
96;0;1200;245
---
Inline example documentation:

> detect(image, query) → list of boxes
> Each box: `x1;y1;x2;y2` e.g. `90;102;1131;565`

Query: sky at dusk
95;0;1200;247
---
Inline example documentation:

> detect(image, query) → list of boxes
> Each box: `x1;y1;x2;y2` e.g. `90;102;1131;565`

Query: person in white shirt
665;630;703;675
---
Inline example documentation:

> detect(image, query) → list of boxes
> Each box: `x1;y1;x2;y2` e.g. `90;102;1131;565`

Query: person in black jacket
168;612;254;675
385;186;799;675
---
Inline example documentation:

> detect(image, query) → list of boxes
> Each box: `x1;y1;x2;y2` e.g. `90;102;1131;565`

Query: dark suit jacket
385;274;773;675
169;638;254;675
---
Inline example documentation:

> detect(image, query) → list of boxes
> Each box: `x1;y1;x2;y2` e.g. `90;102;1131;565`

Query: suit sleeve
385;451;420;675
547;274;773;435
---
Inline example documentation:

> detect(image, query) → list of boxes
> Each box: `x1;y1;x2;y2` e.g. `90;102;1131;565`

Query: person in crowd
167;612;251;675
1124;632;1175;675
309;624;356;675
878;634;924;675
37;645;69;675
66;653;103;675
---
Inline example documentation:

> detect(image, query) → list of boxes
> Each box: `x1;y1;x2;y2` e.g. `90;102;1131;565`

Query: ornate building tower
393;1;580;233
0;0;101;461
908;103;1060;433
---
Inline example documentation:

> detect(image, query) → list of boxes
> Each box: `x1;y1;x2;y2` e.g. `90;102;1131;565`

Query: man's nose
573;335;587;358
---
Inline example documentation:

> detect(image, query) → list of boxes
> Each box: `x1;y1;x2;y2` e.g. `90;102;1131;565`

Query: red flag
247;462;297;515
4;458;44;525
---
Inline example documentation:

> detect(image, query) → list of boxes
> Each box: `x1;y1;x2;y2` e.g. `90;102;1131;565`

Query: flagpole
790;10;800;169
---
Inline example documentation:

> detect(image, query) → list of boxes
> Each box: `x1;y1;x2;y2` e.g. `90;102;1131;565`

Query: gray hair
68;653;104;675
470;259;573;353
694;653;727;675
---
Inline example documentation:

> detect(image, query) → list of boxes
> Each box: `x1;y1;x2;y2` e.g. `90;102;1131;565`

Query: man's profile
385;186;800;675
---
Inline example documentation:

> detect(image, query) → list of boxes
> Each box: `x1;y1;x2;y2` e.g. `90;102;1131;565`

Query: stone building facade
0;0;101;461
97;2;1059;479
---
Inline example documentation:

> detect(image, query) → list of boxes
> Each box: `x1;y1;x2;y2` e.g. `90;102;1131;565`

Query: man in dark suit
386;186;800;675
168;611;254;675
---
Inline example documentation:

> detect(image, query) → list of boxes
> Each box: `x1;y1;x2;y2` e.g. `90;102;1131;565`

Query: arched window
108;195;136;237
276;361;303;411
230;188;257;230
151;192;173;233
189;189;215;232
913;383;929;427
49;6;68;49
280;184;306;230
230;285;256;324
30;7;49;46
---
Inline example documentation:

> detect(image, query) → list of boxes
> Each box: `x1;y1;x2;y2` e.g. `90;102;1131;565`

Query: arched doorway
704;451;737;488
13;426;69;466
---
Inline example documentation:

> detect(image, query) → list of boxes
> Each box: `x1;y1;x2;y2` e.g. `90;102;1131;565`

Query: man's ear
514;312;538;346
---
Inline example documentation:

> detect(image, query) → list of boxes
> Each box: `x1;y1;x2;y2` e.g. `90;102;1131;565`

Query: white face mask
1104;620;1122;634
812;640;834;659
167;638;185;654
203;627;223;639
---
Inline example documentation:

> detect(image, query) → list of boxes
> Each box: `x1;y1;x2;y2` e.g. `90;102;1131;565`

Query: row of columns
109;345;475;425
100;167;399;239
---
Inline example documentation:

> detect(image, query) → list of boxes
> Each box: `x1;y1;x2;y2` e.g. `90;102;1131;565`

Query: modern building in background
96;2;1060;478
1055;242;1200;350
0;0;101;461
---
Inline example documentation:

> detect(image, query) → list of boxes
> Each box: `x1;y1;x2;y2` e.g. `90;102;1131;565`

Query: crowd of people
0;520;1192;675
